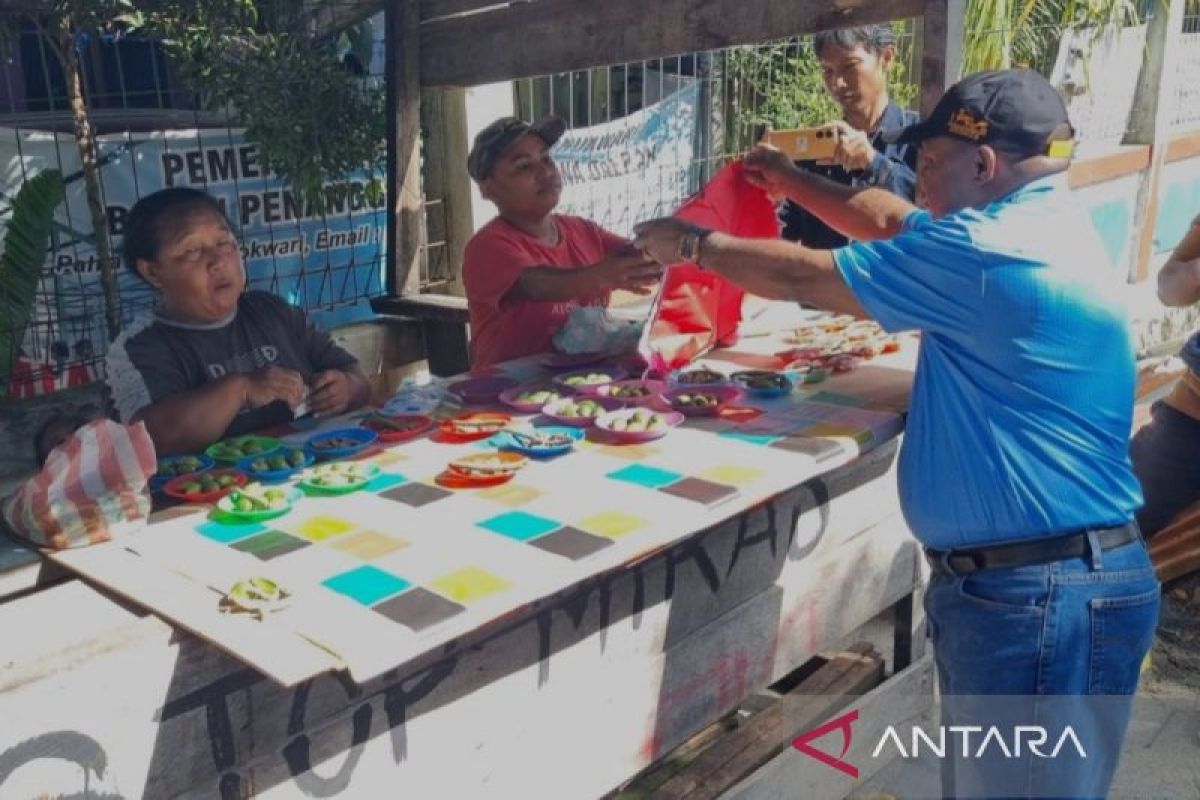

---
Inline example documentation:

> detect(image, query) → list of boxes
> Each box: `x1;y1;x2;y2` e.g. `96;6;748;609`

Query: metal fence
0;2;389;401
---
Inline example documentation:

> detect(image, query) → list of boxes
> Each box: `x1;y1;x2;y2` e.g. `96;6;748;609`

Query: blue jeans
925;534;1160;798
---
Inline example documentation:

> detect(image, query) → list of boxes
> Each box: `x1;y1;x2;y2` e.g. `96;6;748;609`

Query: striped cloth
2;420;157;549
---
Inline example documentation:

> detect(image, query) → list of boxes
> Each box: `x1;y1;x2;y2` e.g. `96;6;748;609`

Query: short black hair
812;24;897;59
122;187;231;279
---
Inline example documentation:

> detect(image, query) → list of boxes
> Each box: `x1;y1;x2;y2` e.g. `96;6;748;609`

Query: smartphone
764;127;839;161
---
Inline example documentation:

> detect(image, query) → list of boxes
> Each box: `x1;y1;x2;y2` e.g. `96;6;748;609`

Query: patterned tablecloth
51;313;918;685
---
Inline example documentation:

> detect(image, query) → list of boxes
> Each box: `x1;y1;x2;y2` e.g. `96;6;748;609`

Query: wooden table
0;321;921;799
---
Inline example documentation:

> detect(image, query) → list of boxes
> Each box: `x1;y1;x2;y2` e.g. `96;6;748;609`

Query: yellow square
330;529;408;559
595;444;660;461
699;464;766;487
293;515;357;542
802;424;872;445
429;567;510;603
476;484;542;507
369;450;407;467
578;511;649;539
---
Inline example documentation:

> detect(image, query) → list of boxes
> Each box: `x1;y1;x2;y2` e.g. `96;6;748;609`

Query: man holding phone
781;24;919;248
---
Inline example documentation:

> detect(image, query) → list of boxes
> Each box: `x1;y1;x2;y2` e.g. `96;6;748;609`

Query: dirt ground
1141;571;1200;696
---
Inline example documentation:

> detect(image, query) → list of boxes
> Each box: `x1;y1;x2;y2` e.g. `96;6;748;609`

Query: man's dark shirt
780;102;919;249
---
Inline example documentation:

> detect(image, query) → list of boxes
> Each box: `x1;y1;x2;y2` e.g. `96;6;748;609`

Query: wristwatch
677;227;711;265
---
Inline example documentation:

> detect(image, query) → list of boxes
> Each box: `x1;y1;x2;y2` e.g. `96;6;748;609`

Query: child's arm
1159;214;1200;307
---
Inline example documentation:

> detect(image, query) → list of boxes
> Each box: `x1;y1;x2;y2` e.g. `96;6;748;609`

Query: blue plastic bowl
489;426;583;458
150;453;215;493
237;448;315;483
303;427;379;460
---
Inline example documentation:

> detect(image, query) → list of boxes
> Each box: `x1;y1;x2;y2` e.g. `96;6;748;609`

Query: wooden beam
386;0;427;295
419;0;927;88
1126;0;1186;282
420;0;520;23
1066;145;1151;190
918;0;952;116
1167;129;1200;164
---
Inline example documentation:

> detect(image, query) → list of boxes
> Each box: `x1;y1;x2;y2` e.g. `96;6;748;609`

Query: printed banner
0;127;386;396
552;82;700;238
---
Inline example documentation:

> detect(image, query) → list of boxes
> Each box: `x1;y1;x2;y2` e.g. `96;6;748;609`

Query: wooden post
386;0;426;296
419;88;474;296
1127;0;1185;282
918;0;964;115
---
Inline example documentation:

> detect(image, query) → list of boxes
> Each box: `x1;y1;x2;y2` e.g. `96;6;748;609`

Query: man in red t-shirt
462;115;663;368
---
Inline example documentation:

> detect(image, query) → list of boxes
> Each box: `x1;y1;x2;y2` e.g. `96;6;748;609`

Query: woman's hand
308;369;354;417
244;366;306;410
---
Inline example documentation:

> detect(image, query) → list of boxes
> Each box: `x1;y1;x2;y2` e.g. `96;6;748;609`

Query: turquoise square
195;520;267;544
719;431;782;447
322;566;411;605
477;511;561;542
366;473;408;492
606;464;684;488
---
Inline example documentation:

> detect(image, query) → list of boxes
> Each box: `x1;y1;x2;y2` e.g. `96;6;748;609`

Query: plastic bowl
489;425;584;458
150;453;215;492
447;376;518;405
216;485;303;521
304;427;379;460
237;448;314;483
438;411;513;440
498;384;575;414
594;408;684;443
730;370;794;398
163;468;248;503
667;367;729;390
299;462;382;494
590;379;666;406
551;367;627;391
663;385;742;417
448;451;529;478
541;396;624;427
360;413;435;443
205;435;282;464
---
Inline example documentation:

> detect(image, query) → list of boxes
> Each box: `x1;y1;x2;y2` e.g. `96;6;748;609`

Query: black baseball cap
467;115;567;181
884;69;1075;158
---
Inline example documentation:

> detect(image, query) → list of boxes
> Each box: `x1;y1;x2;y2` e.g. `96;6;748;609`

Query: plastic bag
638;162;780;372
2;419;157;549
552;305;643;355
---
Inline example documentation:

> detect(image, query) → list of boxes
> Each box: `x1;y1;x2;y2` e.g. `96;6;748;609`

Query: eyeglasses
169;239;240;267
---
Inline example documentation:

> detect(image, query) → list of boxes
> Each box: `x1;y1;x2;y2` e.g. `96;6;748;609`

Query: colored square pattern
660;477;738;506
801;424;873;446
150;505;206;525
477;511;561;542
330;529;408;560
698;464;766;487
195;520;267;544
805;391;868;408
429;567;510;603
769;435;845;461
373;587;465;631
578;511;649;540
232;530;311;561
719;431;783;447
368;450;407;467
593;443;661;461
365;473;408;493
381;482;453;507
530;526;613;560
294;515;357;542
606;464;683;489
476;483;542;508
323;565;411;605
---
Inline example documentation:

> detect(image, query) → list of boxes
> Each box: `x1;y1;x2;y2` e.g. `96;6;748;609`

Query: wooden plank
386;0;427;294
50;544;342;686
653;643;884;800
1067;145;1151;189
420;0;530;23
1167;129;1200;164
1126;0;1186;281
419;0;928;88
722;653;935;800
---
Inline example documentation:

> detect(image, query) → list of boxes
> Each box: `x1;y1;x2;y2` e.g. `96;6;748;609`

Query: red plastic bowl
163;468;249;503
360;413;435;443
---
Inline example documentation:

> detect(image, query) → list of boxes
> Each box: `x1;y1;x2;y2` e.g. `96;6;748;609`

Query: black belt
924;522;1140;578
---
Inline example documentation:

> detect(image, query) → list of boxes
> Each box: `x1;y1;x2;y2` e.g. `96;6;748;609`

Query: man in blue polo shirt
634;69;1158;797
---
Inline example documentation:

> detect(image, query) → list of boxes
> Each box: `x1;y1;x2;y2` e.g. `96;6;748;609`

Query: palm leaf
0;169;66;392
